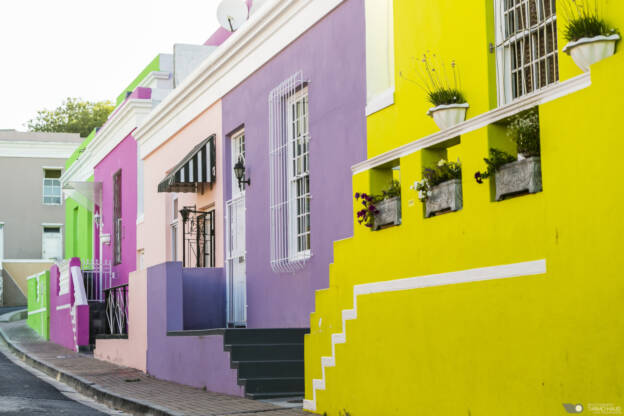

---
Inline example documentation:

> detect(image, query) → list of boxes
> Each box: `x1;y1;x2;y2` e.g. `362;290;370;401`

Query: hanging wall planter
563;34;620;72
494;157;542;201
425;179;463;217
373;196;402;230
427;103;469;130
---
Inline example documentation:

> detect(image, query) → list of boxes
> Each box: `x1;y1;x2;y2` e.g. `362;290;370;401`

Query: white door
42;227;62;261
226;131;247;327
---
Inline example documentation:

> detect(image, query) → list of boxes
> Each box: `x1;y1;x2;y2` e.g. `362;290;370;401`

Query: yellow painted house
304;0;624;415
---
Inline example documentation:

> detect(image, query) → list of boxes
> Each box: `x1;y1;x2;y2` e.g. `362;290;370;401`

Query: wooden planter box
425;179;463;217
495;156;542;201
373;196;401;230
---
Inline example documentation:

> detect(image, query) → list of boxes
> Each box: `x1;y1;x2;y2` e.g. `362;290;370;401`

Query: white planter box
495;156;542;201
425;179;462;217
563;34;620;72
373;197;401;230
427;103;469;130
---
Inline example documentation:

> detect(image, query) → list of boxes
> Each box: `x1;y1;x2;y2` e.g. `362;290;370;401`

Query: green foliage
414;159;462;201
354;180;401;228
562;0;618;42
507;107;541;158
474;148;517;184
27;97;114;138
403;52;467;107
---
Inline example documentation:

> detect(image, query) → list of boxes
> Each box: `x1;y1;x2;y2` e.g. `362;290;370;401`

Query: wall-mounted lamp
233;156;250;190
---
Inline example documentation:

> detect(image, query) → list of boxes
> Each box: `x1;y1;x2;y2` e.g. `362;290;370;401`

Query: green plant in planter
562;0;619;42
354;180;401;228
474;148;517;184
402;52;466;107
414;159;462;201
507;107;541;158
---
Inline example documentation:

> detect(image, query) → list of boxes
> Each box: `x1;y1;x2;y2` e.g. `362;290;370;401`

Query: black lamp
233;156;250;190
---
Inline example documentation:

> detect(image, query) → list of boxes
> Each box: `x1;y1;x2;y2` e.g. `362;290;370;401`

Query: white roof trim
353;72;592;174
0;141;79;159
135;0;345;159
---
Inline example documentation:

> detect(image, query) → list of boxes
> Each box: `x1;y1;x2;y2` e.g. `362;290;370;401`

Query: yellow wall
305;1;624;415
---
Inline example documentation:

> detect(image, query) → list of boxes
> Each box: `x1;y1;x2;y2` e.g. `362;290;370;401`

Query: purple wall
182;267;226;330
221;0;366;328
146;262;243;396
94;134;138;286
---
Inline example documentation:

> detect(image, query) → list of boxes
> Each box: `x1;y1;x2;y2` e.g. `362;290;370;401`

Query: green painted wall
27;271;50;340
115;54;161;106
66;128;97;169
65;175;93;262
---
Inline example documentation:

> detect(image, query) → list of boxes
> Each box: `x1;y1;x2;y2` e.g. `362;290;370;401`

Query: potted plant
354;180;401;230
562;0;620;72
403;52;468;130
414;159;462;217
475;108;543;201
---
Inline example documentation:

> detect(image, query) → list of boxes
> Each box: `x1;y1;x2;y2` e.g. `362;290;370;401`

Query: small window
43;169;62;205
231;130;246;198
495;0;558;105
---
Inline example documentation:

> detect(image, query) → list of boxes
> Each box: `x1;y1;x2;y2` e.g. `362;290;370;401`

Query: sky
0;0;221;131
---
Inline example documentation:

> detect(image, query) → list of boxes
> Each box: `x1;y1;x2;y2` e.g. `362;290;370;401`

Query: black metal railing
103;284;128;336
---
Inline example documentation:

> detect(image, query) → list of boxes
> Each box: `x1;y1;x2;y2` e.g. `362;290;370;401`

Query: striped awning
158;136;216;193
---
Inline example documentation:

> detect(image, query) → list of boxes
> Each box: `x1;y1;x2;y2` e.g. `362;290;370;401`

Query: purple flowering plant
354;180;401;228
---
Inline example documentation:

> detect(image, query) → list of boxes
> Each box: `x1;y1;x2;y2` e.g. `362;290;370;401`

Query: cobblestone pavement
0;321;307;416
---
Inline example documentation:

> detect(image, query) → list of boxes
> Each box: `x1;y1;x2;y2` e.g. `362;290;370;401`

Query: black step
245;391;304;400
224;328;309;345
232;360;304;379
225;343;304;361
239;377;304;394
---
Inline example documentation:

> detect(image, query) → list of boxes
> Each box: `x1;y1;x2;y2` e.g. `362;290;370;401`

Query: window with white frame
268;71;311;273
231;130;246;197
42;226;62;261
171;196;178;261
495;0;558;105
43;169;62;205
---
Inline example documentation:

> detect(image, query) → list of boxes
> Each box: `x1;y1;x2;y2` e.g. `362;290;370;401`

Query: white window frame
42;168;62;206
171;196;178;261
286;87;311;261
494;0;559;105
231;129;246;198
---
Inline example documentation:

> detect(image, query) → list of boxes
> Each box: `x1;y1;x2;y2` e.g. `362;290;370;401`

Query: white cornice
354;73;592;174
138;71;171;88
62;99;155;185
135;0;345;159
0;141;79;159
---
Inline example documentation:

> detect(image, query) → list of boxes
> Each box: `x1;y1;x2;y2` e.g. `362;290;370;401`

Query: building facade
0;130;80;306
304;1;624;415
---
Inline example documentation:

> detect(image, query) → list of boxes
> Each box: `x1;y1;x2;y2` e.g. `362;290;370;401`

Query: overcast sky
0;0;221;131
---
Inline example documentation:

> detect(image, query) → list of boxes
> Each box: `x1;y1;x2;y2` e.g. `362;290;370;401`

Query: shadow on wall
181;266;226;330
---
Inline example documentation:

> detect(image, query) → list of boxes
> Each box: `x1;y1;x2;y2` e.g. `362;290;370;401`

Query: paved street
0;346;106;415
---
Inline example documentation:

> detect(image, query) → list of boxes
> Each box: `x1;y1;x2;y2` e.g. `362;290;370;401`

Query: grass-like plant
402;52;466;107
562;0;618;42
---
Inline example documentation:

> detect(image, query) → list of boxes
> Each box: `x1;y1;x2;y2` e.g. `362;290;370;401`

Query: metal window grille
269;71;311;273
226;195;246;326
181;207;215;268
495;0;558;105
113;171;122;265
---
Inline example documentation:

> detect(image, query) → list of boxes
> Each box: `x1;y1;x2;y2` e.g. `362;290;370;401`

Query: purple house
221;0;366;329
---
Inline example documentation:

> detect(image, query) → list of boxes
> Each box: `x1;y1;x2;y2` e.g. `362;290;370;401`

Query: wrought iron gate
180;207;215;268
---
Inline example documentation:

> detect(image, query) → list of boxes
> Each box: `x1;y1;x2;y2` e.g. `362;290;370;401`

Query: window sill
365;87;395;116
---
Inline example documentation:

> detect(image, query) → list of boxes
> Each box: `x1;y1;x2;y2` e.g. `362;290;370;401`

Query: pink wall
94;135;138;285
139;101;224;269
94;268;148;371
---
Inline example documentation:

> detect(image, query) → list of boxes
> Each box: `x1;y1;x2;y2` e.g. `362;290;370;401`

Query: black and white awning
158;136;216;193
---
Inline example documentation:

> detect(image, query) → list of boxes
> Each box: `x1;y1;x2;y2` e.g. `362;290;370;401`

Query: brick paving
0;321;307;416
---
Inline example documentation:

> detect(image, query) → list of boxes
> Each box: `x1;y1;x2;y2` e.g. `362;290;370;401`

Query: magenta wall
94;134;138;286
221;0;366;328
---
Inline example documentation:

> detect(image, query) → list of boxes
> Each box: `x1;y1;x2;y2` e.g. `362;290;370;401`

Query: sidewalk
0;320;306;416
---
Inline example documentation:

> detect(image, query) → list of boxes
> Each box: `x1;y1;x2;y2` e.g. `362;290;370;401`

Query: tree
27;98;114;137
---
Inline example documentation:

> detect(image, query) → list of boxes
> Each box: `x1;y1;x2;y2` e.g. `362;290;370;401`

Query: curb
0;325;185;416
